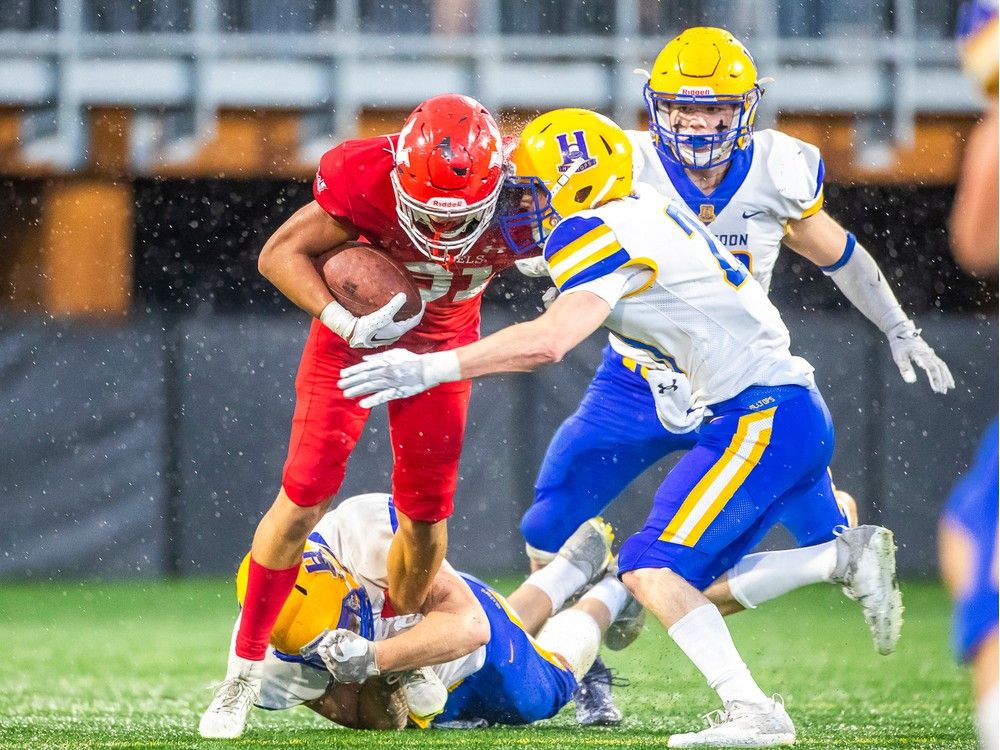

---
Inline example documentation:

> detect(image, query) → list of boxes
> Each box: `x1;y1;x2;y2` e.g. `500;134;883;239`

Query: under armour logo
657;380;679;394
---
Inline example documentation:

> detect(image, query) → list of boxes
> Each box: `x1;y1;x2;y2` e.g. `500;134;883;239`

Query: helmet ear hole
574;185;593;204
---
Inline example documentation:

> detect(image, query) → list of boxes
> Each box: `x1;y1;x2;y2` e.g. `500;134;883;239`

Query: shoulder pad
762;130;824;204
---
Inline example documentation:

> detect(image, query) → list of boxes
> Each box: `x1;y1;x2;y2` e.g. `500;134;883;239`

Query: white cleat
832;524;904;655
387;666;448;727
558;517;615;585
668;696;796;748
603;560;646;651
198;660;262;739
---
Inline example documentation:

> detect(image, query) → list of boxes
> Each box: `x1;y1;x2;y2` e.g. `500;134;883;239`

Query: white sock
226;615;263;681
977;682;999;750
726;541;838;610
668;604;768;706
524;555;590;615
580;576;630;621
535;608;602;681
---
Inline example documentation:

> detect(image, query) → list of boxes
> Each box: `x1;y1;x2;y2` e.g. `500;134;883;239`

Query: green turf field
0;578;975;750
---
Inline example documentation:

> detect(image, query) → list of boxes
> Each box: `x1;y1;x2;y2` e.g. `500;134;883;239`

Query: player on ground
515;28;951;723
338;108;903;747
200;94;533;739
941;4;999;749
222;492;639;731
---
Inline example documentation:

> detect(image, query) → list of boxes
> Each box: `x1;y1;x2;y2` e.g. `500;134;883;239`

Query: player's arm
373;565;491;673
784;209;954;394
337;216;646;406
456;290;610;378
257;200;358;318
950;100;999;275
337;290;610;408
258;201;420;348
305;564;491;682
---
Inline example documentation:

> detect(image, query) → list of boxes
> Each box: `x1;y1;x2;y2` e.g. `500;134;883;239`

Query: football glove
302;629;380;684
885;320;954;394
338;349;461;408
541;287;558;310
514;255;550;278
320;293;425;349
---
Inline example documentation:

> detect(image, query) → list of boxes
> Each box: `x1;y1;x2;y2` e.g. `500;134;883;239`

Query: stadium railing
0;0;983;170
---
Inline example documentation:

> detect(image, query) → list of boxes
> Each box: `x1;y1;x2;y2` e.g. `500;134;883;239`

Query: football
313;241;422;319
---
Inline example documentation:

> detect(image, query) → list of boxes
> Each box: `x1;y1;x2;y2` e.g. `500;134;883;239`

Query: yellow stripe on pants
659;407;777;547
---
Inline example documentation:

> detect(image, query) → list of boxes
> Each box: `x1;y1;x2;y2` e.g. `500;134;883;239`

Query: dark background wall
0;178;996;581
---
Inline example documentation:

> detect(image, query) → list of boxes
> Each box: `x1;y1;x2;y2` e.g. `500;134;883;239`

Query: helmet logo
428;136;473;189
555;130;597;173
434;136;469;176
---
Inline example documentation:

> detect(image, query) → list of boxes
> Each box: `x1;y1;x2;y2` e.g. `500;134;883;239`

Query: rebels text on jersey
313;135;521;352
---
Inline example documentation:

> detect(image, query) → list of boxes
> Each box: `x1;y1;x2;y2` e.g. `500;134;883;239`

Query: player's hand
321;293;423;349
366;299;425;348
541;287;558;310
303;629;380;684
886;320;954;394
515;255;550;278
339;349;429;407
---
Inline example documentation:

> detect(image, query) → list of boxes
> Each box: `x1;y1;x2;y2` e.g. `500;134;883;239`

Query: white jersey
626;128;825;294
255;493;485;710
543;183;814;409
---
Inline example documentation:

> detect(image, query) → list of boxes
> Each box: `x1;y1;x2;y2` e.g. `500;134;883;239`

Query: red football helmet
390;94;504;262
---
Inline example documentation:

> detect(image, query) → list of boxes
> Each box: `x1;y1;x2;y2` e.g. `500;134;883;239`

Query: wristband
319;299;357;339
422;350;462;386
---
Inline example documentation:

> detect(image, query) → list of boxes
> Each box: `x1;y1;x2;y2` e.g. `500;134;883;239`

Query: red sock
234;557;300;661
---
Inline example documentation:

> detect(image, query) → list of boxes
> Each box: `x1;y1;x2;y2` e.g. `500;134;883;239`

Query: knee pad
535;609;601;682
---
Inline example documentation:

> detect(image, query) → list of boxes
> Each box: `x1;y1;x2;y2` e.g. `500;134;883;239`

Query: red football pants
281;320;471;523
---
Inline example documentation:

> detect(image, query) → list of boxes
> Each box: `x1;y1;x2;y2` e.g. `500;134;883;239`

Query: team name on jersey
715;233;749;249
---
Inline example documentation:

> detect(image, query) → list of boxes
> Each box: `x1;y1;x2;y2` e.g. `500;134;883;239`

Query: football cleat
387;667;448;728
574;656;625;726
832;524;904;655
558;517;615;586
198;660;262;739
667;695;795;748
604;586;646;651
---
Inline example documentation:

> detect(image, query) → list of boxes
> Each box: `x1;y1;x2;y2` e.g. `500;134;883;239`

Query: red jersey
313;134;523;353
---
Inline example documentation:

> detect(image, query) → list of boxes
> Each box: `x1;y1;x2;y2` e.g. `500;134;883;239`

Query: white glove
645;368;703;434
514;255;550;278
541;287;558;310
885;320;954;394
338;348;461;408
320;293;425;349
301;628;380;683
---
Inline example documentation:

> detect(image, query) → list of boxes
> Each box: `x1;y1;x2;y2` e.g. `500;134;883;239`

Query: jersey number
403;263;493;303
665;204;748;289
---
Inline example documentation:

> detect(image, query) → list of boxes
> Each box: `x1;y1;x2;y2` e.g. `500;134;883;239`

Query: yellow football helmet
498;108;632;252
235;540;373;655
643;27;764;169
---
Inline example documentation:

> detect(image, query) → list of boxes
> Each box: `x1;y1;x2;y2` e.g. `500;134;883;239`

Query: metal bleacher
0;0;984;171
